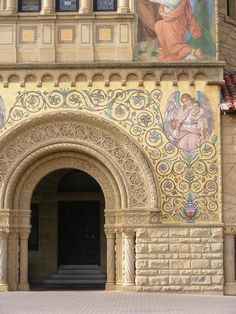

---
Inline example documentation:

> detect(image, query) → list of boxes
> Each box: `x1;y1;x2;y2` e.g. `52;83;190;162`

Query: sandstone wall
222;115;236;228
218;1;236;70
136;227;224;294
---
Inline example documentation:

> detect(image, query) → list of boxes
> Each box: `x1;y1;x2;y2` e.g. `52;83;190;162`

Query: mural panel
135;0;216;62
0;83;220;224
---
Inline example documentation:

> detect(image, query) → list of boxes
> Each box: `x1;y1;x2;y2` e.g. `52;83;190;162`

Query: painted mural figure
136;0;215;61
164;91;214;151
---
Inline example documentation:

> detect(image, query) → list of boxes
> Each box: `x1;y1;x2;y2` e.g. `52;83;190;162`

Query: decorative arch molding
13;151;122;211
0;111;158;211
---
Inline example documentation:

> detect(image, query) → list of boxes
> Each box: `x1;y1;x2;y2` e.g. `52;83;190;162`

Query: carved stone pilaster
18;232;30;291
224;228;236;284
105;228;115;288
115;228;123;285
0;232;8;291
122;228;135;286
8;232;19;291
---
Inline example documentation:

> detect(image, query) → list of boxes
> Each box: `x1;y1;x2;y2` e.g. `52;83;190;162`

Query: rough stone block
169;244;189;253
191;259;211;269
211;243;223;253
148;260;169;269
162;285;183;291
136;260;148;270
136;228;148;239
212;275;224;285
149;276;169;285
212;259;223;269
136;276;149;286
190;228;211;238
148;228;169;238
191;276;211;285
169;228;189;237
211;228;223;238
169;276;191;285
190;244;210;253
148;244;168;253
170;259;190;269
136;244;148;254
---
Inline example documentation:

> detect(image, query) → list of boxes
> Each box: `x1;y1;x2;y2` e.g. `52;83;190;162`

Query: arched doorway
0;112;159;292
28;169;106;289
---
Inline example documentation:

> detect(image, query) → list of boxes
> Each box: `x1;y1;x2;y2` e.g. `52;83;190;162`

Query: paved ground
0;291;236;314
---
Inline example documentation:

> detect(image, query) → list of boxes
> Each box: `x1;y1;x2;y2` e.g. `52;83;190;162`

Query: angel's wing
164;91;181;136
0;96;5;128
196;91;214;135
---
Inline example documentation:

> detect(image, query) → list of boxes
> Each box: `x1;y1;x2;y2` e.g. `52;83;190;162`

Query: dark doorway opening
58;201;100;265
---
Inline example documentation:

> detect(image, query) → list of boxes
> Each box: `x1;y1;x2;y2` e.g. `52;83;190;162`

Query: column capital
122;228;135;238
105;228;115;238
224;227;236;236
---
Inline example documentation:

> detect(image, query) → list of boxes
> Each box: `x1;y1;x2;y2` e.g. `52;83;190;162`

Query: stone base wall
136;226;224;294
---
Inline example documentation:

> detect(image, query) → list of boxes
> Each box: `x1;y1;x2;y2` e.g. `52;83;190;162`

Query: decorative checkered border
57;25;76;44
19;26;38;45
95;25;114;44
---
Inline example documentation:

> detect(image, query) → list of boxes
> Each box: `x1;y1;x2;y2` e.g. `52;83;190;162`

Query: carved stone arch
14;152;121;211
0;112;158;211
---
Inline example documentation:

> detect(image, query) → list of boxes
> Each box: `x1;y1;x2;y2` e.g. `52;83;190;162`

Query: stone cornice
0;61;226;70
0;62;225;87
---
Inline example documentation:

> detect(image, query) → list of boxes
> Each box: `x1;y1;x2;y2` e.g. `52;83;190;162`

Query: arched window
94;0;117;12
18;0;41;12
56;0;79;12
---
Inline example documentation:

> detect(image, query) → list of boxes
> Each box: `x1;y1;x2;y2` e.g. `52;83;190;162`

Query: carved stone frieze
105;208;161;228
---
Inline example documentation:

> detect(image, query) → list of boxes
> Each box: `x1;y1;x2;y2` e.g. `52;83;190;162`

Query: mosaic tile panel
95;25;114;44
57;26;76;44
19;26;38;45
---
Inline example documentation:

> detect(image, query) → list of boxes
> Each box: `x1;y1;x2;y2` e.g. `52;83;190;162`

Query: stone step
57;269;102;275
58;265;100;270
50;274;106;279
43;279;106;284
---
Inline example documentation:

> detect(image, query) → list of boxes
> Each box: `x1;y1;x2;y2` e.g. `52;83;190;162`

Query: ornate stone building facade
0;0;234;295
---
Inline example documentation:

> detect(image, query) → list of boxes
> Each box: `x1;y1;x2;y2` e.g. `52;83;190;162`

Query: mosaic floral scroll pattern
1;89;220;223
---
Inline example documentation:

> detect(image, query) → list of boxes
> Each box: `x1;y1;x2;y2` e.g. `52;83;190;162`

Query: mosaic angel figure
0;96;5;129
164;91;214;151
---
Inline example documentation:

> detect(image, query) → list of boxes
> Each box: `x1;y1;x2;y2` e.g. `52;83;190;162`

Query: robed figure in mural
136;0;215;61
164;91;214;151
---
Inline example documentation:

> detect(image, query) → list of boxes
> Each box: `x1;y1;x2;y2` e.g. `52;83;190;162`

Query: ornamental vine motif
0;88;219;223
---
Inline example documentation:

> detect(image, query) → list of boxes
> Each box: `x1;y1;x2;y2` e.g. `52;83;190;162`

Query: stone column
105;229;115;289
41;0;54;14
0;232;8;291
123;229;135;287
117;0;130;13
0;0;5;10
6;0;16;13
79;0;92;14
8;233;19;291
18;232;30;291
224;233;235;283
115;230;123;286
